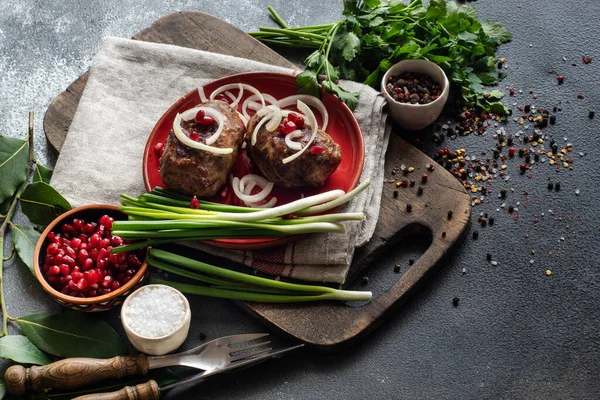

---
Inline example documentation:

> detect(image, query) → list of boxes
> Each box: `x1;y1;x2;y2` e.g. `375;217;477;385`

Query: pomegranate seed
97;258;108;270
215;94;228;102
59;264;70;276
111;281;121;291
287;113;298;123
111;236;124;247
190;131;199;141
99;238;111;249
77;249;89;262
42;265;50;273
89;248;99;260
295;117;305;128
68;280;79;291
77;278;88;291
284;121;296;134
73;219;84;230
97;248;109;261
63;256;75;267
154;142;165;157
82;258;94;271
102;275;113;288
61;286;70;294
190;196;200;209
65;247;76;259
194;109;205;122
46;243;59;255
127;255;141;267
310;145;324;155
122;277;132;284
61;223;74;233
48;265;61;276
87;269;98;284
87;290;97;297
53;254;64;265
197;116;215;126
72;271;83;281
88;233;101;248
81;223;96;234
99;215;114;229
47;232;57;242
79;242;88;251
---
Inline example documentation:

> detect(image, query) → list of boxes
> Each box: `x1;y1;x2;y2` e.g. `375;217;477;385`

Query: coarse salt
124;286;187;338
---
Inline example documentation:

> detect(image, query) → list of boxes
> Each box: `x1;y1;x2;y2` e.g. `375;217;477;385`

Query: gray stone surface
1;1;600;399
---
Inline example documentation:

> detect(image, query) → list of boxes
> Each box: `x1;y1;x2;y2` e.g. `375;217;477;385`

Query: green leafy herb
33;163;53;184
14;312;127;358
11;223;40;276
250;0;512;114
19;182;72;226
0;335;51;365
0;135;29;204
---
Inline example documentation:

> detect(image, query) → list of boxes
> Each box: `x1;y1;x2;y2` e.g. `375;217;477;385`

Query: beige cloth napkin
50;37;390;284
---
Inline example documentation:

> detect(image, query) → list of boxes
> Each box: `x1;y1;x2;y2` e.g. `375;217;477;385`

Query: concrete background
1;0;600;399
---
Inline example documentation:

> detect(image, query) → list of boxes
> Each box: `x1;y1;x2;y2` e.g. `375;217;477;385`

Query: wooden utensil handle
4;355;149;395
72;380;160;400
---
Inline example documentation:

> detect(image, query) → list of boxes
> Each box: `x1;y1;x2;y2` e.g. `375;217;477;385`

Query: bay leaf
15;312;127;358
0;335;51;365
33;163;53;184
34;369;180;400
11;223;40;276
0;134;29;204
19;182;72;226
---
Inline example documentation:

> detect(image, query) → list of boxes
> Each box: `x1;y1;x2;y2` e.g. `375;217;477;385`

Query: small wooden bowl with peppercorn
381;59;449;131
33;204;149;312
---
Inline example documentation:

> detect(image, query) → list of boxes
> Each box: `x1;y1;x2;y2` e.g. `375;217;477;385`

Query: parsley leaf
481;21;513;45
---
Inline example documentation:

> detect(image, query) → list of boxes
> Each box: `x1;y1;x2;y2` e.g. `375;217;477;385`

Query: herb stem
256;27;327;41
267;5;289;29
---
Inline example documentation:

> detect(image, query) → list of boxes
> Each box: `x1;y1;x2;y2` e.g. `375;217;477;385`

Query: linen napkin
50;37;390;284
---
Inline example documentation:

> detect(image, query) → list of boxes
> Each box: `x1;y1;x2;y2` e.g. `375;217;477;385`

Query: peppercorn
408;259;414;266
480;218;487;227
507;135;513;146
417;186;424;195
520;164;528;172
410;180;416;187
508;147;516;157
534;153;540;161
452;297;460;307
361;276;369;285
488;217;495;226
551;144;559;154
406;203;413;212
555;182;561;191
524;104;531;112
509;87;515;95
421;173;428;183
447;211;453;219
442;231;446;238
589;110;596;119
500;189;507;198
394;264;401;273
557;75;565;84
508;205;514;213
550;115;556;125
487;253;492;261
393;190;398;198
525;155;531;163
472;230;479;240
547;182;554;190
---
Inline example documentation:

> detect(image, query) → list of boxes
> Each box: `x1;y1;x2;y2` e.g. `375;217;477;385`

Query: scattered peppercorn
408;259;414;266
442;231;446;238
421;174;428;183
582;56;593;64
577;94;585;99
394;264;401;273
547;182;554;190
508;147;516;157
488;217;495;226
406;203;413;212
500;189;507;198
555;182;561;191
452;297;460;307
508;205;514;213
518;148;525;157
409;180;416;187
447;211;453;219
589;110;596;119
557;75;565;84
486;253;492;261
361;276;369;285
393;190;398;198
417;186;424;195
472;230;479;240
199;332;207;341
550;115;556;125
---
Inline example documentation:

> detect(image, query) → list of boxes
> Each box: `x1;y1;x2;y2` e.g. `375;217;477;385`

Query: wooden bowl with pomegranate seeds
33;204;149;312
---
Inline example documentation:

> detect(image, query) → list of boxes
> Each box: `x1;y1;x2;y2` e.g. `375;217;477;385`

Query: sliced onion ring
232;175;274;204
284;129;304;151
172;112;232;154
210;83;265;110
242;93;278;120
251;105;279;146
181;106;225;146
198;87;208;103
278;94;328;130
282;100;318;164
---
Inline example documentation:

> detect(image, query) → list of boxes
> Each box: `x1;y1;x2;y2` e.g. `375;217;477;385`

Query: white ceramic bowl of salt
121;284;191;355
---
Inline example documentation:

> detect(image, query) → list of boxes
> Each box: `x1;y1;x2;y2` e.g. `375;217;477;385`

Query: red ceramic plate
143;72;364;249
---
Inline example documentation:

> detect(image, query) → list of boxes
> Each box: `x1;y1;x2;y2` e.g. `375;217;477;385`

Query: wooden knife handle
4;355;149;395
72;380;160;400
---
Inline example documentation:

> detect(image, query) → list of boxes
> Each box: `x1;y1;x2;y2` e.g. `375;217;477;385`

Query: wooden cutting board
43;11;471;350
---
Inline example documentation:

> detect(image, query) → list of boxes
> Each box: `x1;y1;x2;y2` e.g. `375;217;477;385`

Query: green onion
147;249;371;303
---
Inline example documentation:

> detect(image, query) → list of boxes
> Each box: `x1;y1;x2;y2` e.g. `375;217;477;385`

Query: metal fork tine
229;340;271;353
229;346;272;362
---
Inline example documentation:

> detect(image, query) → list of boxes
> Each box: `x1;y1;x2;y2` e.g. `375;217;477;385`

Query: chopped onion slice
284;129;304;151
278;94;328;130
210;83;265;110
282;100;318;164
251;105;279;146
172;112;232;154
180;106;225;146
230;84;244;108
265;106;282;132
242;93;278;120
236;111;248;127
198;87;208;103
232;175;275;204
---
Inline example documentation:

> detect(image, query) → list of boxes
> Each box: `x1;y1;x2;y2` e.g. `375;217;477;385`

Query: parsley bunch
250;0;512;113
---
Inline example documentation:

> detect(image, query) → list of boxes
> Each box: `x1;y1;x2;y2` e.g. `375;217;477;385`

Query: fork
4;333;302;396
